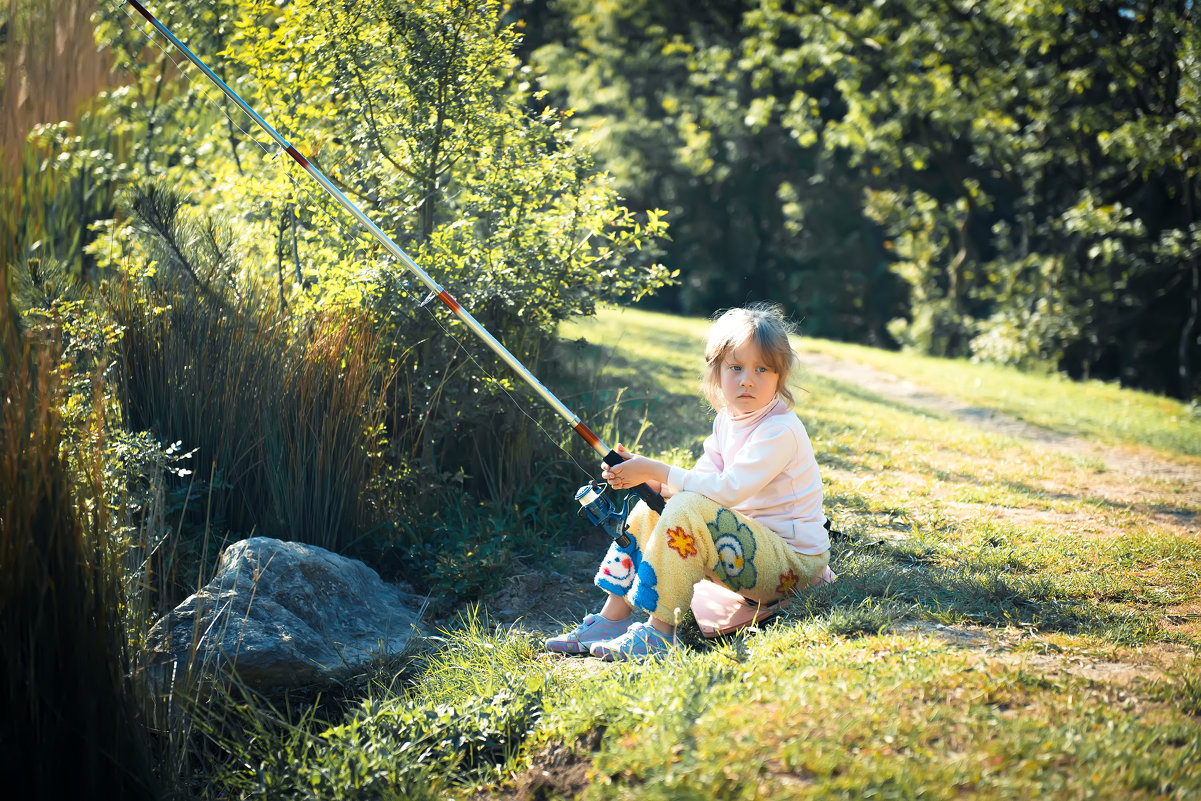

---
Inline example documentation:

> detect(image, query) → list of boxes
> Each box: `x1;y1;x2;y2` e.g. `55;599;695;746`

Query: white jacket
665;397;829;555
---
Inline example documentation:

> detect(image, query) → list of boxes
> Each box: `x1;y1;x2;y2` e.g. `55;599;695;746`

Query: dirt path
795;349;1201;489
795;349;1200;646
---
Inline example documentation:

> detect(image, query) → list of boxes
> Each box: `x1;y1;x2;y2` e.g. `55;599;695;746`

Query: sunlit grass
560;632;1198;800
566;304;1201;457
191;305;1201;800
798;333;1201;458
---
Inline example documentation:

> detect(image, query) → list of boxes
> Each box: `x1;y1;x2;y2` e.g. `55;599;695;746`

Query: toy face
599;552;636;590
715;535;747;578
707;508;759;591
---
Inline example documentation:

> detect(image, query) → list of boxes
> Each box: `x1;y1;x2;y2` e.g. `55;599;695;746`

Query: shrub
105;186;393;563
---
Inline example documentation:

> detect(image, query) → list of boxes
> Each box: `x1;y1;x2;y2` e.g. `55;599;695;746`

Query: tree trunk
1181;259;1198;400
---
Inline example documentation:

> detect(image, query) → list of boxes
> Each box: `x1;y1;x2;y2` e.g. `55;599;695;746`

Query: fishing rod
119;0;664;539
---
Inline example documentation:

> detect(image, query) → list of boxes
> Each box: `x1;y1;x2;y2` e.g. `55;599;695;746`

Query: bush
0;116;130;281
13;0;674;603
105;186;393;564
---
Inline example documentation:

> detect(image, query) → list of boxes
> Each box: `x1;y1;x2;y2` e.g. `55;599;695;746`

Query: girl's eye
729;365;741;372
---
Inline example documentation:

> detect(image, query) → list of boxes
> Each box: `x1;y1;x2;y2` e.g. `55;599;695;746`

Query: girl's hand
599;443;631;486
601;443;668;493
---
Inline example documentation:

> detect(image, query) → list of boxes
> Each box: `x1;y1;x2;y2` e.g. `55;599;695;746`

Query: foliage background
0;0;1194;642
3;0;673;608
3;1;1201;797
526;0;1201;401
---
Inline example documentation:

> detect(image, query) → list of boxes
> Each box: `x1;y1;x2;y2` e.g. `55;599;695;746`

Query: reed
0;260;159;798
107;186;393;568
0;0;113;178
110;286;392;552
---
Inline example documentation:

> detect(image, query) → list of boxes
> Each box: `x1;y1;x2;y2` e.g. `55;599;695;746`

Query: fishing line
113;2;418;298
115;0;470;291
417;295;597;480
110;0;599;481
115;2;401;264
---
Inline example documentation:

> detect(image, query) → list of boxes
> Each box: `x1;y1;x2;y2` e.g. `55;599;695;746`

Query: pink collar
727;396;784;427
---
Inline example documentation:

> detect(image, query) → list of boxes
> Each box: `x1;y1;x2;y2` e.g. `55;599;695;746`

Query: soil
485;547;607;631
485;728;606;801
795;349;1201;487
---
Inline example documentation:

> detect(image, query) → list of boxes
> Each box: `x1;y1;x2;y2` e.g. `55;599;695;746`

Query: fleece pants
594;491;830;623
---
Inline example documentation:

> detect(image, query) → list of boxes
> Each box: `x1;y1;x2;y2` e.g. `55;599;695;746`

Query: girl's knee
660;491;710;524
626;500;655;527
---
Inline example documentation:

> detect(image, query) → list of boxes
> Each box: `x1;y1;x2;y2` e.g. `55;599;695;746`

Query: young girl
547;303;833;660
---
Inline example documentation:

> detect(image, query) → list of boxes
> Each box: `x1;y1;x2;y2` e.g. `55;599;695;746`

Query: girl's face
719;339;780;416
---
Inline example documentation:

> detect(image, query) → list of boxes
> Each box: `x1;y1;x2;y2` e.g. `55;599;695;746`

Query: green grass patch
556;633;1199;800
189;306;1200;799
565;305;1201;458
797;334;1201;459
211;623;1199;800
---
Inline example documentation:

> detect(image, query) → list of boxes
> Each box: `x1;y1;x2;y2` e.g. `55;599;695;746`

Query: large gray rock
147;537;421;689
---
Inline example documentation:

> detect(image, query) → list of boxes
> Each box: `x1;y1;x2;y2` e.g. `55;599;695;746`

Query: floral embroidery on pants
666;526;698;558
707;508;758;591
775;568;800;596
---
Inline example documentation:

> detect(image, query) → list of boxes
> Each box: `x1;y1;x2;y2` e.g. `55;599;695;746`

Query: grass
589;636;1195;800
183;305;1201;800
794;330;1201;459
567;305;1201;458
106;258;392;565
1;261;159;799
1;0;126;278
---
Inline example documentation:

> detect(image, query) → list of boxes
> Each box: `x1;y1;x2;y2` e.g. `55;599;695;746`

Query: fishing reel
575;480;634;548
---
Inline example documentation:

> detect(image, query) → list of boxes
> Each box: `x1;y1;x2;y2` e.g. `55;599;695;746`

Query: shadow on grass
781;516;1162;647
807;372;1086;444
552;336;709;453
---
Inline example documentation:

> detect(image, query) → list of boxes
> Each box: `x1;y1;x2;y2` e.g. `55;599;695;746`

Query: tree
736;0;1200;396
529;0;1200;398
530;0;900;343
80;0;674;522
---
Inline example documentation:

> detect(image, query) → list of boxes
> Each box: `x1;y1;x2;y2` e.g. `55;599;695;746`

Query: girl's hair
701;303;798;409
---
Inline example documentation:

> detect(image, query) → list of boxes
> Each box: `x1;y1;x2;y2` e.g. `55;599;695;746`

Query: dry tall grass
109;279;393;555
0;261;160;798
0;0;113;179
105;186;394;566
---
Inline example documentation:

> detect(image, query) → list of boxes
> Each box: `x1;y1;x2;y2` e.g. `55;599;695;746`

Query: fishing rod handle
602;450;666;515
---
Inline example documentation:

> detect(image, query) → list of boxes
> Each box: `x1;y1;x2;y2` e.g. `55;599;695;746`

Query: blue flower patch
631;559;660;613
